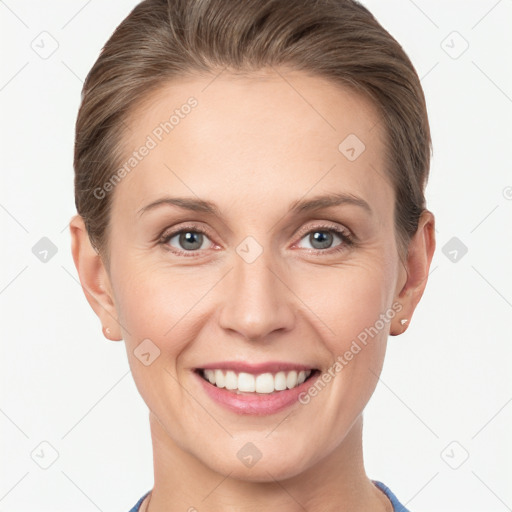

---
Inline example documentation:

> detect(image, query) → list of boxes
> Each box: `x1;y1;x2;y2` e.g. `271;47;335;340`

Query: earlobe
69;214;123;341
390;210;436;336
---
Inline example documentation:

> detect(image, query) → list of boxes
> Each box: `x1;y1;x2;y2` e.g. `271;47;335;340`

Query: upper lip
197;361;317;374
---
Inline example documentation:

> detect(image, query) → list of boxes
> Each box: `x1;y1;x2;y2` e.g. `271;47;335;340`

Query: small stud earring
400;318;408;326
105;326;111;335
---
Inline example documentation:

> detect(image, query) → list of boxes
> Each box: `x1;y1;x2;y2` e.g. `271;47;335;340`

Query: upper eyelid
161;221;349;236
160;223;215;241
294;222;351;238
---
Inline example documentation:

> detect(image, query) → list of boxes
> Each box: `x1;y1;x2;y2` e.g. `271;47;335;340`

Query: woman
70;0;435;510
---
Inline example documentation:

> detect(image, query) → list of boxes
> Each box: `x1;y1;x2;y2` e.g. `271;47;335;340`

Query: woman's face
100;69;410;480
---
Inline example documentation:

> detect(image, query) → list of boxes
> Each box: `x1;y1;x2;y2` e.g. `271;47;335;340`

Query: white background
1;1;511;511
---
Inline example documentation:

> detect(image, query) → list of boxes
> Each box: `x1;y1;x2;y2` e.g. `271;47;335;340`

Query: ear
69;214;123;341
390;210;436;336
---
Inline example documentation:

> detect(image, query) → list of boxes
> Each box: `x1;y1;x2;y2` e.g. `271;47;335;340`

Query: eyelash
158;223;355;258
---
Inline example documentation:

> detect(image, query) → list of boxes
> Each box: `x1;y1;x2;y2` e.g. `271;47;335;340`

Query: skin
70;68;435;511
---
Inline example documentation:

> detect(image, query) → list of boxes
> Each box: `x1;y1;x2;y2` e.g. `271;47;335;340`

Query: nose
218;244;296;342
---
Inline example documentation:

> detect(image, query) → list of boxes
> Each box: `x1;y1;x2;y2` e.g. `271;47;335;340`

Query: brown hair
74;0;431;265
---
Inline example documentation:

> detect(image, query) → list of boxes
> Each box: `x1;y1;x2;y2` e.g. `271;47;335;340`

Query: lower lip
194;370;319;416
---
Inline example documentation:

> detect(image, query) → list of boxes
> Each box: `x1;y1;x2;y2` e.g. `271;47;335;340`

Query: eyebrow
137;192;372;218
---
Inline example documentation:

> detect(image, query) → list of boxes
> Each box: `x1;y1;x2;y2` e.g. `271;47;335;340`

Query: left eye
296;228;347;251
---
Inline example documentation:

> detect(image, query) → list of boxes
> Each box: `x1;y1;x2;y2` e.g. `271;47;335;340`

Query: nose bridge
218;238;295;341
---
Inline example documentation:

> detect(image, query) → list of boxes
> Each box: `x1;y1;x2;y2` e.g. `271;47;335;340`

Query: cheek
302;260;396;348
111;262;204;425
298;261;395;401
112;259;203;343
109;263;206;410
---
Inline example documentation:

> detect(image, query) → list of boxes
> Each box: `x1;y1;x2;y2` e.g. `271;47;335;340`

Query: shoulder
373;480;412;512
128;490;151;512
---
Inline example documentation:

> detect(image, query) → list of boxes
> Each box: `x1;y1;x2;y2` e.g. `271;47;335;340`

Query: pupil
311;231;332;249
180;232;202;250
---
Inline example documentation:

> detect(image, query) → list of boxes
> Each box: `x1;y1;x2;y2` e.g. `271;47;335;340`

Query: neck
144;411;391;512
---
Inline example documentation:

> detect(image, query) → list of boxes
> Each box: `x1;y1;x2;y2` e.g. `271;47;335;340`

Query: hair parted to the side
74;0;432;266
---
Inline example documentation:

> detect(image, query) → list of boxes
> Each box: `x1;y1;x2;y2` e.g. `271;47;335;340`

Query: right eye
159;225;216;256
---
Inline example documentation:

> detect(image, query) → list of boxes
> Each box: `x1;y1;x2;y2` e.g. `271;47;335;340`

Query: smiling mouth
196;368;319;394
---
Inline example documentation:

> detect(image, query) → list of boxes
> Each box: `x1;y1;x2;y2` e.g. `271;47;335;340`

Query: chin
220;459;309;483
195;440;316;483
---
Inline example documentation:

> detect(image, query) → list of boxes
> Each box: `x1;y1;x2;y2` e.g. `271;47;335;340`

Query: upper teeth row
203;369;312;394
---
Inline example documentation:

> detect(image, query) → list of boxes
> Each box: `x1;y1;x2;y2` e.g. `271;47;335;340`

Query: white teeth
225;370;238;390
238;372;255;392
215;369;225;388
274;371;287;391
286;370;298;389
255;373;274;394
205;369;215;384
201;369;312;393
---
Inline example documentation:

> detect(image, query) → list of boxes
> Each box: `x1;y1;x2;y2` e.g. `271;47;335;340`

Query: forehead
115;69;391;214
